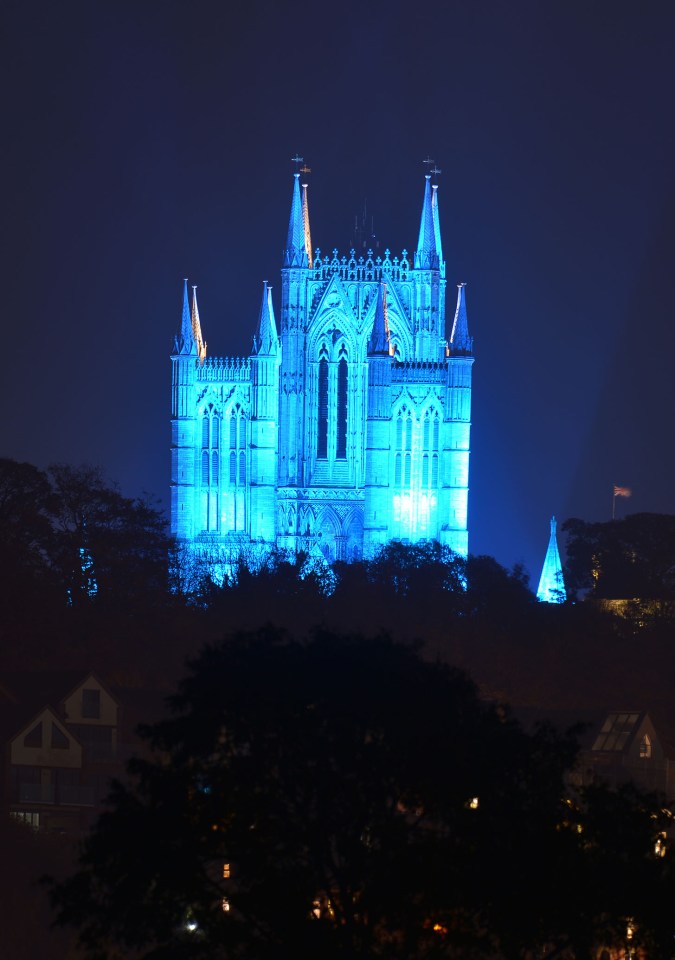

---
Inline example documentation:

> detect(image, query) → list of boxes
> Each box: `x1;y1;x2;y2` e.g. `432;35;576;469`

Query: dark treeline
5;457;675;958
3;457;675;735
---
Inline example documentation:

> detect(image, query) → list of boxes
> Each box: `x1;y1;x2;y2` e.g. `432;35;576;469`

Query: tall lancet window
228;407;247;482
224;405;247;533
394;407;413;487
317;352;329;459
336;354;348;459
422;409;440;488
201;409;221;531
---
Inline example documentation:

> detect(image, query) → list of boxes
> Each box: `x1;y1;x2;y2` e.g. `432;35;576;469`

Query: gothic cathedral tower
170;170;474;568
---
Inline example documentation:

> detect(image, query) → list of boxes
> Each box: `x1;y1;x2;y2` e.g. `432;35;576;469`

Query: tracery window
318;353;328;459
228;406;247;485
395;407;413;487
422;409;440;489
316;341;349;462
201;408;221;531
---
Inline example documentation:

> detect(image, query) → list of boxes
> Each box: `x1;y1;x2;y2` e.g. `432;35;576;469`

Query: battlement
392;360;448;383
197;357;252;382
311;248;415;283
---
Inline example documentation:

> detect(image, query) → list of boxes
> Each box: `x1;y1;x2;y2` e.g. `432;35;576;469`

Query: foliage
563;513;675;599
50;627;675;960
0;458;172;617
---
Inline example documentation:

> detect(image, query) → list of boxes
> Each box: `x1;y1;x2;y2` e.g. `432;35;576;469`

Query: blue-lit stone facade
171;173;474;567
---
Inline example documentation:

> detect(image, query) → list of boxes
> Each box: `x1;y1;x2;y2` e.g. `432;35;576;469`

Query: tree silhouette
50;627;675;960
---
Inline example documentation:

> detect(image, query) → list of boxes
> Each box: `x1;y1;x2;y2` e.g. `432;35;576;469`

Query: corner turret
172;279;195;356
537;516;567;603
449;283;473;354
367;283;392;356
190;286;207;364
252;281;279;356
415;175;442;269
284;173;311;268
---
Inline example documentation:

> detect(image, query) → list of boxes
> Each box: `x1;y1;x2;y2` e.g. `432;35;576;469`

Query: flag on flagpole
613;485;632;498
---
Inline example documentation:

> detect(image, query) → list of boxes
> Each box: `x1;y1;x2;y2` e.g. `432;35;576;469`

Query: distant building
537;516;566;602
573;710;675;799
171;171;474;570
1;673;147;836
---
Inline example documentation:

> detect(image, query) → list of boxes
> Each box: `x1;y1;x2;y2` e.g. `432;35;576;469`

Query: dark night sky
1;0;674;584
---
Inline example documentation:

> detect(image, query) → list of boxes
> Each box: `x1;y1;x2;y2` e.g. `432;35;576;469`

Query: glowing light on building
536;516;566;603
171;167;474;571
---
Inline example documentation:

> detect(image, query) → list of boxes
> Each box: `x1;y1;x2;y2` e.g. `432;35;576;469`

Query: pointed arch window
201;410;221;488
395;407;413;488
422;409;440;489
318;356;329;459
336;356;348;459
315;342;349;463
227;406;247;487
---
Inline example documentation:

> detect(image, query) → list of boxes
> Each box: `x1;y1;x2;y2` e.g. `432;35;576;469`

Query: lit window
640;734;652;759
221;898;230;912
222;863;231;878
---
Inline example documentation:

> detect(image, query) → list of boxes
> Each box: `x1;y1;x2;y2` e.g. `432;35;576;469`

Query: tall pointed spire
302;181;313;268
253;281;278;356
284;173;310;268
449;283;472;353
368;282;392;356
415;175;440;269
174;278;194;354
191;286;207;364
537;516;567;603
431;184;443;263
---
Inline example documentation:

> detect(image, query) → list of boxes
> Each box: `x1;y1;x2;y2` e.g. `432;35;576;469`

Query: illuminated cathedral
170;169;474;567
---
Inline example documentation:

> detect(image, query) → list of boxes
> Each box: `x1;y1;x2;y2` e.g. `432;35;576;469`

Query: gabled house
2;672;126;835
574;710;675;798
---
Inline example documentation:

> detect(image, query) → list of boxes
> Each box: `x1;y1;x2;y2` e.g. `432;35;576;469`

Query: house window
11;811;40;829
640;734;652;759
24;722;42;748
82;688;101;719
51;723;70;749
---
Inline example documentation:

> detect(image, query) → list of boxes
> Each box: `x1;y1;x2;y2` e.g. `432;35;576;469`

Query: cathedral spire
449;283;473;354
432;184;443;264
174;278;194;354
415;175;441;269
537;516;567;603
368;282;392;356
302;181;313;268
253;281;279;355
284;173;310;268
191;286;207;364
